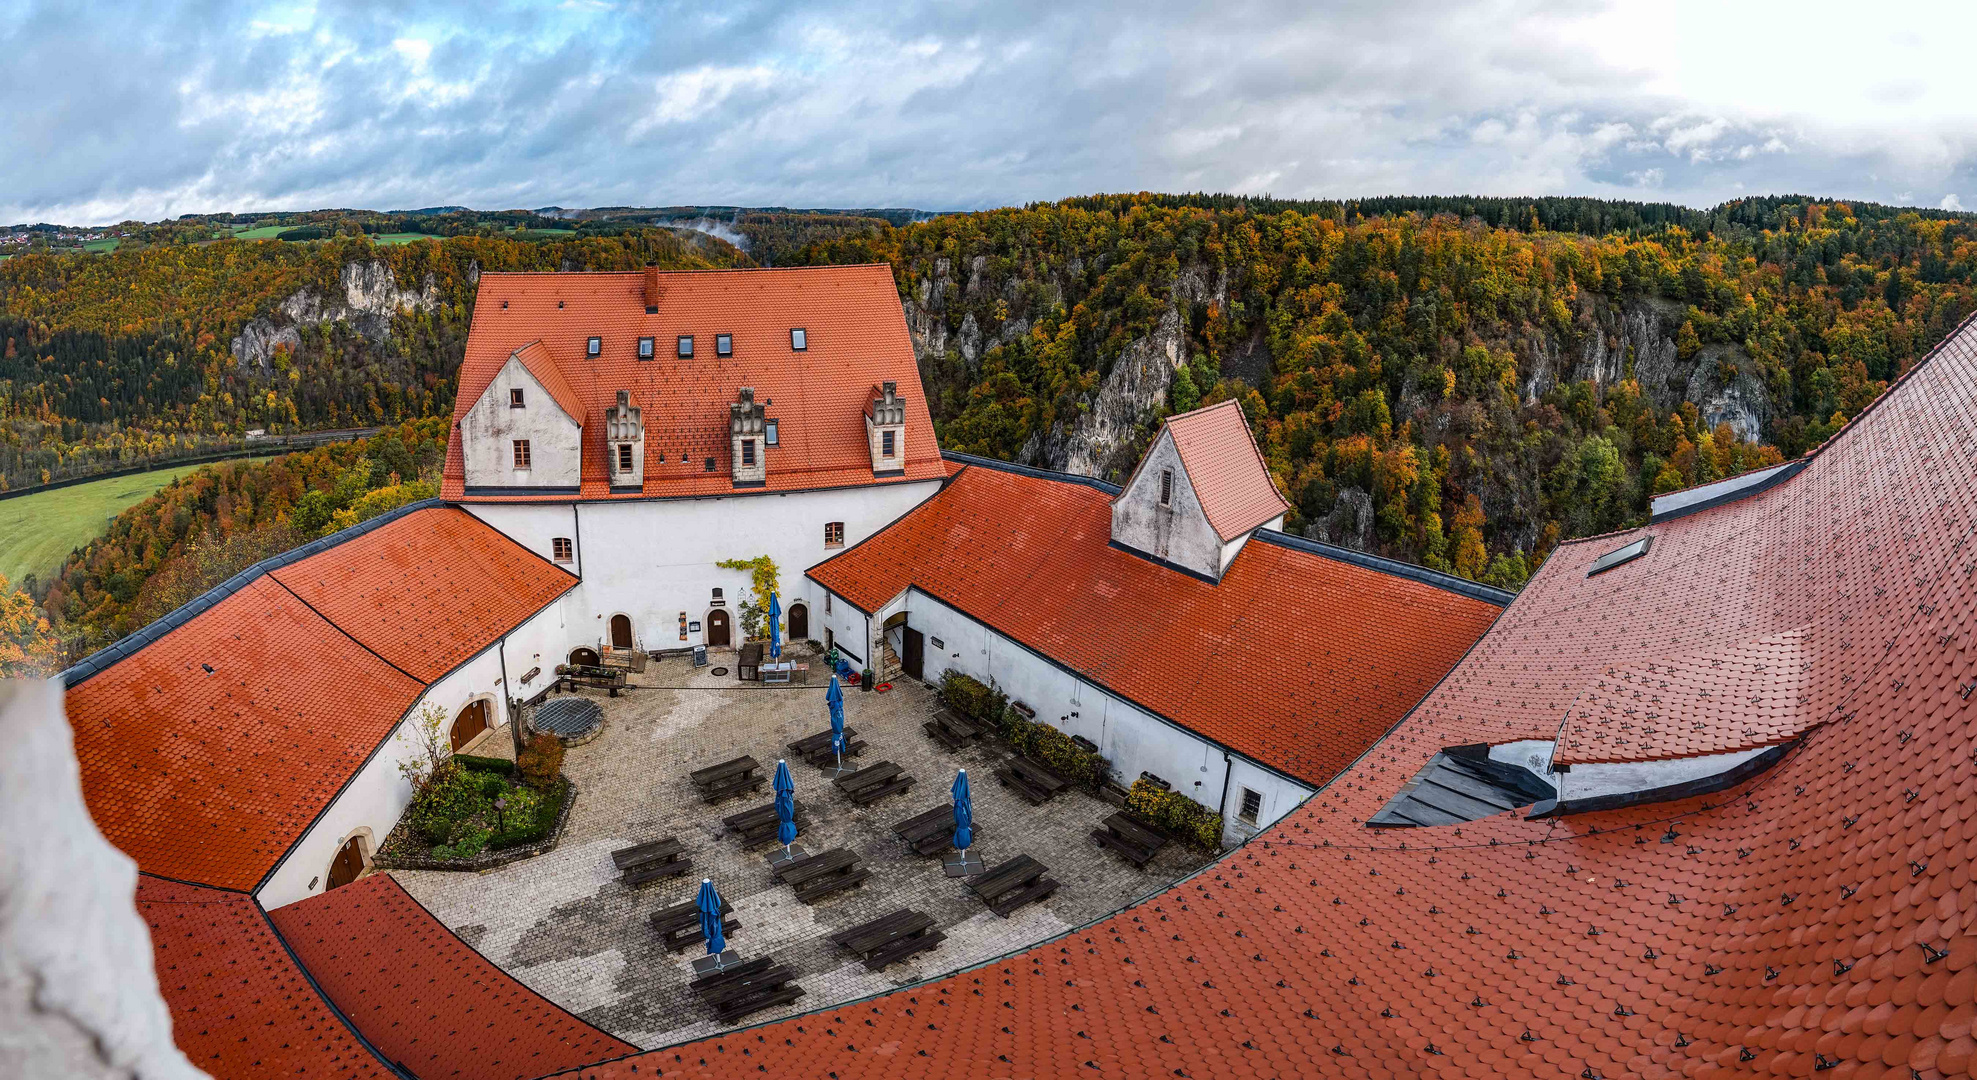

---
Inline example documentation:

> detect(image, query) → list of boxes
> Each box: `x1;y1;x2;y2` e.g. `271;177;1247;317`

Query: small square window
824;521;844;548
1239;787;1262;826
716;333;733;357
510;388;525;409
512;439;531;469
881;430;895;458
712;588;724;601
586;336;602;357
704;456;715;472
765;419;779;446
637;336;654;359
552;537;573;563
678;335;694;358
617;444;634;473
790;328;807;351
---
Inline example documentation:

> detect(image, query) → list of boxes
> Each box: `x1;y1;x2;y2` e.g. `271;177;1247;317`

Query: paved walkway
393;648;1215;1049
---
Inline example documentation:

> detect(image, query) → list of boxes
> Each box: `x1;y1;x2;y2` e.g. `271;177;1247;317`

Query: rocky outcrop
231;260;438;371
1304;486;1376;551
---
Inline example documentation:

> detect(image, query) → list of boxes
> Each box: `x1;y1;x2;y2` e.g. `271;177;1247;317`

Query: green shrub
516;733;565;789
406;764;485;845
1126;779;1223;851
488;778;570;850
996;707;1104;790
453;754;515;775
938;670;1005;725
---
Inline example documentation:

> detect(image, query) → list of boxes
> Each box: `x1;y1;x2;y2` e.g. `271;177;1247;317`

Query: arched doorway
609;613;634;649
326;834;367;891
450;699;491;751
569;646;601;668
706;609;731;647
787;602;809;641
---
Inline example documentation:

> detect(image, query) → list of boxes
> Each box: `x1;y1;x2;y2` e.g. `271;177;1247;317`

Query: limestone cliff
231;260;439;371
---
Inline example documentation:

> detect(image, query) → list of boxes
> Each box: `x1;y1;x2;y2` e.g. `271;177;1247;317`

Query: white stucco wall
256;595;572;910
460;354;583;490
466;479;939;657
1110;429;1226;580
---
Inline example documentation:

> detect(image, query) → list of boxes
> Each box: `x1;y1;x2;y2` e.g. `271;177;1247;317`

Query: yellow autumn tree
1450;495;1489;581
0;575;59;677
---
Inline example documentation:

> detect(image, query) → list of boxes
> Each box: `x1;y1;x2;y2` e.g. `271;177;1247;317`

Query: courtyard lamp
493;796;507;835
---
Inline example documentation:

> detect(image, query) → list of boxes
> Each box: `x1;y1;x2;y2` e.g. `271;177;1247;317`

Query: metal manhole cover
534;697;603;739
711;666;729;677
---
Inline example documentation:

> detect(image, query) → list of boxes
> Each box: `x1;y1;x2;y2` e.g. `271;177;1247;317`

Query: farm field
230;224;290;239
0;457;277;588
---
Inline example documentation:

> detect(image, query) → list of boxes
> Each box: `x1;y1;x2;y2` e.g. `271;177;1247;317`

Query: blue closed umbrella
952;769;974;851
768;593;782;660
774;759;797;850
825;674;850;776
696;878;726;958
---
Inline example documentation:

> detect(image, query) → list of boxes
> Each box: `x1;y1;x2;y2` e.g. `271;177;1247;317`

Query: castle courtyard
392;650;1217;1049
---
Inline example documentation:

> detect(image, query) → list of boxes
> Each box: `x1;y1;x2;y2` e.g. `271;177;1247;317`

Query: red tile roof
1154;400;1291;540
509;340;588;423
571;308;1977;1080
443;266;945;500
67;507;574;890
137;875;392;1078
810;463;1502;783
269;875;636;1080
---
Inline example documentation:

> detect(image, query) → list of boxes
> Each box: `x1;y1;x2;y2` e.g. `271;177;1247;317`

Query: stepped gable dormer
1110;399;1290;581
460;340;584;492
605;389;644;490
729;387;767;487
864;380;907;476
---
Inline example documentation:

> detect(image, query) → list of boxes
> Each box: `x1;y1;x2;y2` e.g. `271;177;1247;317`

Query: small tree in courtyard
395;702;452;794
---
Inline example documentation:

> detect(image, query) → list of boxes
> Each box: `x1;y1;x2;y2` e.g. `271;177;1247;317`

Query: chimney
643;265;661;313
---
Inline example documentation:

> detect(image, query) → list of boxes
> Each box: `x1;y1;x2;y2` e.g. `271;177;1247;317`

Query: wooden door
787;603;809;641
569;647;600;668
902;626;924;680
610;614;633;648
326;836;365;891
450;699;490;751
707;609;731;646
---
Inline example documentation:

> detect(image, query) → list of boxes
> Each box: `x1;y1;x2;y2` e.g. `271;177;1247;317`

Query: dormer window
678;336;694;358
716;333;733;357
637;336;654;359
510;388;525;409
790;328;807;351
882;430;895;458
741;439;756;467
1588;536;1652;577
617;444;634;472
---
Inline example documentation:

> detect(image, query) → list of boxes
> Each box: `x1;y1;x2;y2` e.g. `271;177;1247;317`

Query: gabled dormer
460;341;584;493
730;387;767;487
1110;400;1289;581
605;389;643;490
865;381;907;476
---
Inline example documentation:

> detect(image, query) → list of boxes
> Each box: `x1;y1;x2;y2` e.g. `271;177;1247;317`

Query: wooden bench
923;707;982;751
892;803;981;857
967;855;1060;918
648;897;738;952
834;761;916;806
787;727;865;767
829;909;945;971
610;837;690;885
1091;811;1170;868
691;956;805;1023
772;847;869;903
690;755;764;804
995;755;1068;805
555;665;628;697
721;800;808;848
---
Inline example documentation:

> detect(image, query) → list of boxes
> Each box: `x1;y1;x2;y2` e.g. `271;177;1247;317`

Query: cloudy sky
6;0;1977;224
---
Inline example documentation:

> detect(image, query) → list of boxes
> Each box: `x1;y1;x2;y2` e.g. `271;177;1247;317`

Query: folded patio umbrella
952;769;975;852
768;593;782;660
826;675;846;755
774;759;798;852
697;878;726;958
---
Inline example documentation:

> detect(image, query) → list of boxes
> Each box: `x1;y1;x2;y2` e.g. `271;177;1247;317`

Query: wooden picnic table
691;955;805;1022
829;909;945;971
771;847;869;903
967;855;1060;918
610;837;690;885
788;727;865;767
892;803;981;857
834;760;917;806
923;707;982;751
1091;811;1170;868
554;664;627;697
648;896;738;952
995;755;1068;805
738;641;762;681
690;755;764;804
722;800;807;848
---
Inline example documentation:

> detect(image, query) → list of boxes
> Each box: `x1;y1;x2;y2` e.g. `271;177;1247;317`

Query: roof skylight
1587;536;1651;576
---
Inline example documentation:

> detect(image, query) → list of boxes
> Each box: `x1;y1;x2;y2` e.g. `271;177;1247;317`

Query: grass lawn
82;238;121;253
231;224;289;240
0;457;278;588
373;232;437;245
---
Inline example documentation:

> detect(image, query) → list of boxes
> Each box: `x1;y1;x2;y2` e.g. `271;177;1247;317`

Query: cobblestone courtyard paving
393;648;1216;1049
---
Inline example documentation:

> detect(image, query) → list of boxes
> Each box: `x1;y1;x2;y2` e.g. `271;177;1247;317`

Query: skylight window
716;333;733;357
586;336;602;358
790;328;807;351
678;335;694;358
1587;536;1653;577
637;336;654;359
765;419;779;446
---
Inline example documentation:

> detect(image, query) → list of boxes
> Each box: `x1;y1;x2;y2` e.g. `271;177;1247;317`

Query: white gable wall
1110;429;1226;580
461;355;583;490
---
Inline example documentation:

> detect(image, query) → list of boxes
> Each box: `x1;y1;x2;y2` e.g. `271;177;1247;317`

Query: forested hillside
794;194;1977;586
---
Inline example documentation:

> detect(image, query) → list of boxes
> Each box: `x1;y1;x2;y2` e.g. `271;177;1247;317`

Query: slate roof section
443;265;945;500
1158;399;1291;540
137;875;393;1078
269;875;636;1080
65;507;575;891
810;461;1503;784
571;303;1977;1080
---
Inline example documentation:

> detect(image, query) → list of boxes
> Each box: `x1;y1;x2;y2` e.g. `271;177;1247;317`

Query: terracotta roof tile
810;464;1500;783
137;875;392;1078
1158;400;1291;540
443;266;945;500
509;340;587;423
269;875;635;1080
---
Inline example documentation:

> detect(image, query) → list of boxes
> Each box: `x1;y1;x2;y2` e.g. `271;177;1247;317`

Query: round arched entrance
569;646;601;667
609;613;634;649
450;699;491;751
705;608;731;647
787;602;809;641
326;833;368;891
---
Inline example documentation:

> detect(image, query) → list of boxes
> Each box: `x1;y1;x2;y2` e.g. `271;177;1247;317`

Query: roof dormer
865;381;907;476
730;387;767;487
606;389;644;491
1110;401;1289;581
